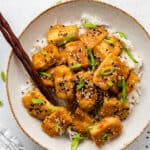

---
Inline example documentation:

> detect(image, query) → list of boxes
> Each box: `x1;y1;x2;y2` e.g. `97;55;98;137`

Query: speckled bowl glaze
6;0;150;150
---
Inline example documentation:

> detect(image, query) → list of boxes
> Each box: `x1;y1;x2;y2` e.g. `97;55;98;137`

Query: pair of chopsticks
0;12;57;105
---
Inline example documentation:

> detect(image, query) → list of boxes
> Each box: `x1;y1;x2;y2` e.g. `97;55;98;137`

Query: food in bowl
22;20;142;150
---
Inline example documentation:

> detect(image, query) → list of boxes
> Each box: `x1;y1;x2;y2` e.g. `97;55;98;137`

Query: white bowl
6;0;150;150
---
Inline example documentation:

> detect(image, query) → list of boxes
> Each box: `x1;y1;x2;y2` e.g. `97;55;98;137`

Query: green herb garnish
87;123;97;131
106;80;114;87
39;71;51;79
101;133;108;141
124;47;138;64
120;79;127;103
55;123;61;133
32;98;44;104
87;48;96;71
41;51;48;56
1;71;6;82
117;32;127;39
46;106;58;112
71;64;82;70
56;0;62;4
71;133;85;150
0;100;4;106
100;66;115;76
82;22;97;29
77;78;84;90
57;33;75;47
104;39;114;45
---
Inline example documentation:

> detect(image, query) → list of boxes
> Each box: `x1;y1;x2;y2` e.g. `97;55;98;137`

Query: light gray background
0;0;150;150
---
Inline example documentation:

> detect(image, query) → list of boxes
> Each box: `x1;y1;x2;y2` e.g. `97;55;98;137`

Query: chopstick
0;12;58;105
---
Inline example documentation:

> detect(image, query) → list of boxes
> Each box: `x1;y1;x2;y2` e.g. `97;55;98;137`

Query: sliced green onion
41;51;48;56
0;100;4;106
71;133;85;150
55;123;61;133
32;98;44;104
56;0;62;4
117;32;127;39
106;80;114;87
71;64;82;70
46;106;58;112
87;48;96;71
100;66;115;76
124;47;138;64
57;33;75;47
39;71;51;79
87;123;97;131
77;78;84;90
1;71;6;82
101;133;108;141
82;22;97;29
104;39;114;45
120;79;127;103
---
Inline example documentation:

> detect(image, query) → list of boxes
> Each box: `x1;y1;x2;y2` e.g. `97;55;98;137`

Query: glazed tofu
126;71;139;94
99;97;130;120
66;41;89;69
32;44;59;70
57;47;67;65
80;26;108;49
41;107;72;137
22;88;54;120
71;108;95;135
54;65;74;101
89;117;122;146
93;36;123;61
93;53;130;91
47;25;78;44
76;71;98;111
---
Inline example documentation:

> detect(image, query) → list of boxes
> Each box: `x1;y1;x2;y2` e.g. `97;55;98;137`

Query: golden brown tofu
57;47;67;65
41;107;72;137
93;53;130;91
47;25;78;44
71;108;95;135
99;97;130;120
32;44;59;70
76;71;98;111
66;41;89;69
89;117;122;146
94;36;123;61
80;26;108;49
22;88;54;120
126;71;139;94
54;65;74;101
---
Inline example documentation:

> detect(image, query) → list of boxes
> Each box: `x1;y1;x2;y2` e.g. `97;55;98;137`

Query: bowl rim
6;0;150;149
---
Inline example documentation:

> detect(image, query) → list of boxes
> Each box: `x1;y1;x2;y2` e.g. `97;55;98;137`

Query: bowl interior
7;0;150;150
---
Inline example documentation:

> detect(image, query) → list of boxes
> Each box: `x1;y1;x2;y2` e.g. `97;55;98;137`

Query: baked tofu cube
41;107;72;137
47;25;78;44
22;88;54;120
57;47;67;65
89;117;122;146
80;26;108;49
99;97;130;120
65;41;89;69
93;53;130;91
126;71;139;94
32;44;59;70
93;36;123;61
71;108;95;135
76;71;98;111
54;65;75;101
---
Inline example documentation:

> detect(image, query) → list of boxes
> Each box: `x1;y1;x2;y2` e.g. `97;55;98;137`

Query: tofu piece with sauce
93;53;130;91
71;108;95;135
41;107;72;137
76;71;98;111
93;36;123;61
54;65;75;101
89;117;122;146
99;97;130;120
47;25;78;45
22;88;54;120
65;41;89;69
32;44;59;70
80;26;108;49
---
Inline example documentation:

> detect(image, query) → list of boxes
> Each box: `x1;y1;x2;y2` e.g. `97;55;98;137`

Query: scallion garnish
82;22;97;29
55;123;61;133
0;100;4;106
71;133;85;150
46;106;58;112
106;80;114;87
101;133;108;141
117;32;127;39
39;71;51;79
124;47;138;64
56;0;62;4
104;39;114;45
120;79;127;103
71;64;82;70
86;123;97;131
32;98;44;104
41;51;48;56
1;71;6;82
57;33;75;47
77;78;84;90
100;66;115;76
87;48;96;71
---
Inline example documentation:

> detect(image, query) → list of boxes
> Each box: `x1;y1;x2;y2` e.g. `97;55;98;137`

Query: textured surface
0;0;150;150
